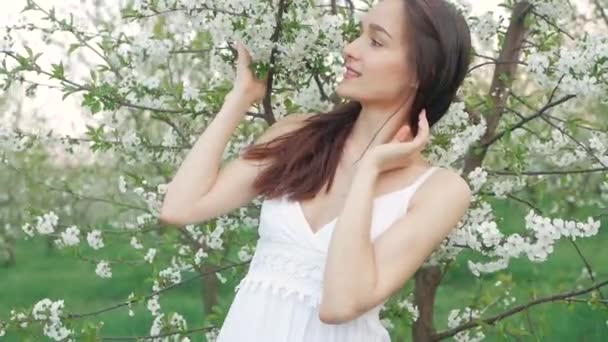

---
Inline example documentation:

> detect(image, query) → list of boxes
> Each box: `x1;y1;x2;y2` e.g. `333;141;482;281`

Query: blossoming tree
0;0;607;341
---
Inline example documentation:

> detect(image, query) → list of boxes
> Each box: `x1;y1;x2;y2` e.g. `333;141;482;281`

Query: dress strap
408;166;439;194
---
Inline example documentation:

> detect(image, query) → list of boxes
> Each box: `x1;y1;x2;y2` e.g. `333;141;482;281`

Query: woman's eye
370;38;382;47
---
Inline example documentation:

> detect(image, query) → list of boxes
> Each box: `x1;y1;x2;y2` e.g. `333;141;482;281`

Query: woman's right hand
231;40;267;104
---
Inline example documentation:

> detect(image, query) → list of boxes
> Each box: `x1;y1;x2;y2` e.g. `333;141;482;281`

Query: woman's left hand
361;109;431;174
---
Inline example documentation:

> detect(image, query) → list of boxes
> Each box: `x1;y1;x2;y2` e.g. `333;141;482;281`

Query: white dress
216;166;440;342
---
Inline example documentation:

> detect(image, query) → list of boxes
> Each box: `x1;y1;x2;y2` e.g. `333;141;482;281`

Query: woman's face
336;0;415;104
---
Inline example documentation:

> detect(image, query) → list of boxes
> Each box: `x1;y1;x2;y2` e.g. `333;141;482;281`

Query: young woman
160;0;473;340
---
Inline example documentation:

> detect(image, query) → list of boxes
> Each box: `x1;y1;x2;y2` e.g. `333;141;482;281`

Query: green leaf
90;70;97;83
24;45;33;58
21;0;36;13
51;62;65;79
62;86;80;100
68;44;81;55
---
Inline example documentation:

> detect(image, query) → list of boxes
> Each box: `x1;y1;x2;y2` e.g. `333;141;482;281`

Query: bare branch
530;10;575;40
483;93;576;147
467;60;528;75
568;239;606;301
539;114;608;168
64;259;250;321
592;0;608;28
5;163;148;213
487;166;608;176
433;279;608;340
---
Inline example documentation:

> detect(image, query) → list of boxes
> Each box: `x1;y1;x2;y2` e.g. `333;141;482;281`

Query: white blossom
31;299;72;341
130;236;144;250
34;212;59;235
59;225;80;247
87;230;105;250
147;295;161;316
159;266;181;285
467;167;488;193
95;260;112;278
144;248;157;263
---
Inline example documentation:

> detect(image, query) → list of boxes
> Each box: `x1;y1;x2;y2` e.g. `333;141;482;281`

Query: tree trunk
412;266;442;342
203;271;218;313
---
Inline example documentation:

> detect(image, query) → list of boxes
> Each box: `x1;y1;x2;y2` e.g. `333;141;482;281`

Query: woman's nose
343;39;358;61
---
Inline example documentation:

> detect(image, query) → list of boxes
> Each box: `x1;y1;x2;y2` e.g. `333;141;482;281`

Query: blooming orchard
0;0;607;341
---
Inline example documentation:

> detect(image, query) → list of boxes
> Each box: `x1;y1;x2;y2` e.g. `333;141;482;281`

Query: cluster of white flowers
448;307;485;342
147;294;161;317
490;177;526;199
396;298;420;322
427;102;487;166
87;230;105;250
21;211;59;237
204;224;226;251
95;260;112;278
526;210;600;241
277;7;321;72
467;167;488;193
291;81;330;113
149;313;165;341
32;299;72;341
132;184;164;217
528;125;586;167
194;247;209;266
237;245;254;262
158;267;182;284
136;212;156;227
471;11;499;46
467;211;601;276
121;130;141;152
144;248;157;264
148;311;189;341
54;225;81;248
526;35;608;99
529;0;572;21
127;292;136;317
169;312;188;331
130;236;144;249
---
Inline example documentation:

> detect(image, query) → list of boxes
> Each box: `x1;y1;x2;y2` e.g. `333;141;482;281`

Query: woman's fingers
411;109;430;149
235;41;251;68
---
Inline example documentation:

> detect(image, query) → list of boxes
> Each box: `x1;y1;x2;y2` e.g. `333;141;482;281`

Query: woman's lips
344;66;361;79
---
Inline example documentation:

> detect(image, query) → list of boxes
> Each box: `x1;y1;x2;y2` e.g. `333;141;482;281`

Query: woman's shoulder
422;166;472;202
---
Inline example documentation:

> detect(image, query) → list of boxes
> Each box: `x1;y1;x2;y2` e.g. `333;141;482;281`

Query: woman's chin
335;83;358;100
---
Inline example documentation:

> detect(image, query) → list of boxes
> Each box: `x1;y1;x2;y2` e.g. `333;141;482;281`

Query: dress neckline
292;166;438;237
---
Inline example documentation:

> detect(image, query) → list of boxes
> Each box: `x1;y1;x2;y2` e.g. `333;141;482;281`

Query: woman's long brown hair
241;0;472;202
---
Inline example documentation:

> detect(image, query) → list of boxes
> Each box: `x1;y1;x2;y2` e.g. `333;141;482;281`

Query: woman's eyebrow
360;21;393;39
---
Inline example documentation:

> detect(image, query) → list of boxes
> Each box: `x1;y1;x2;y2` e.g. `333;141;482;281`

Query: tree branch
433;279;608;340
483;93;576;147
487;166;608;176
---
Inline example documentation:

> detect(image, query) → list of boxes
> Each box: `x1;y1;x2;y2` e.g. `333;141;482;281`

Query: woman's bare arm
159;90;310;226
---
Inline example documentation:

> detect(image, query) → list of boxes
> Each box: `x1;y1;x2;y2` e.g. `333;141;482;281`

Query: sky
0;0;511;136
